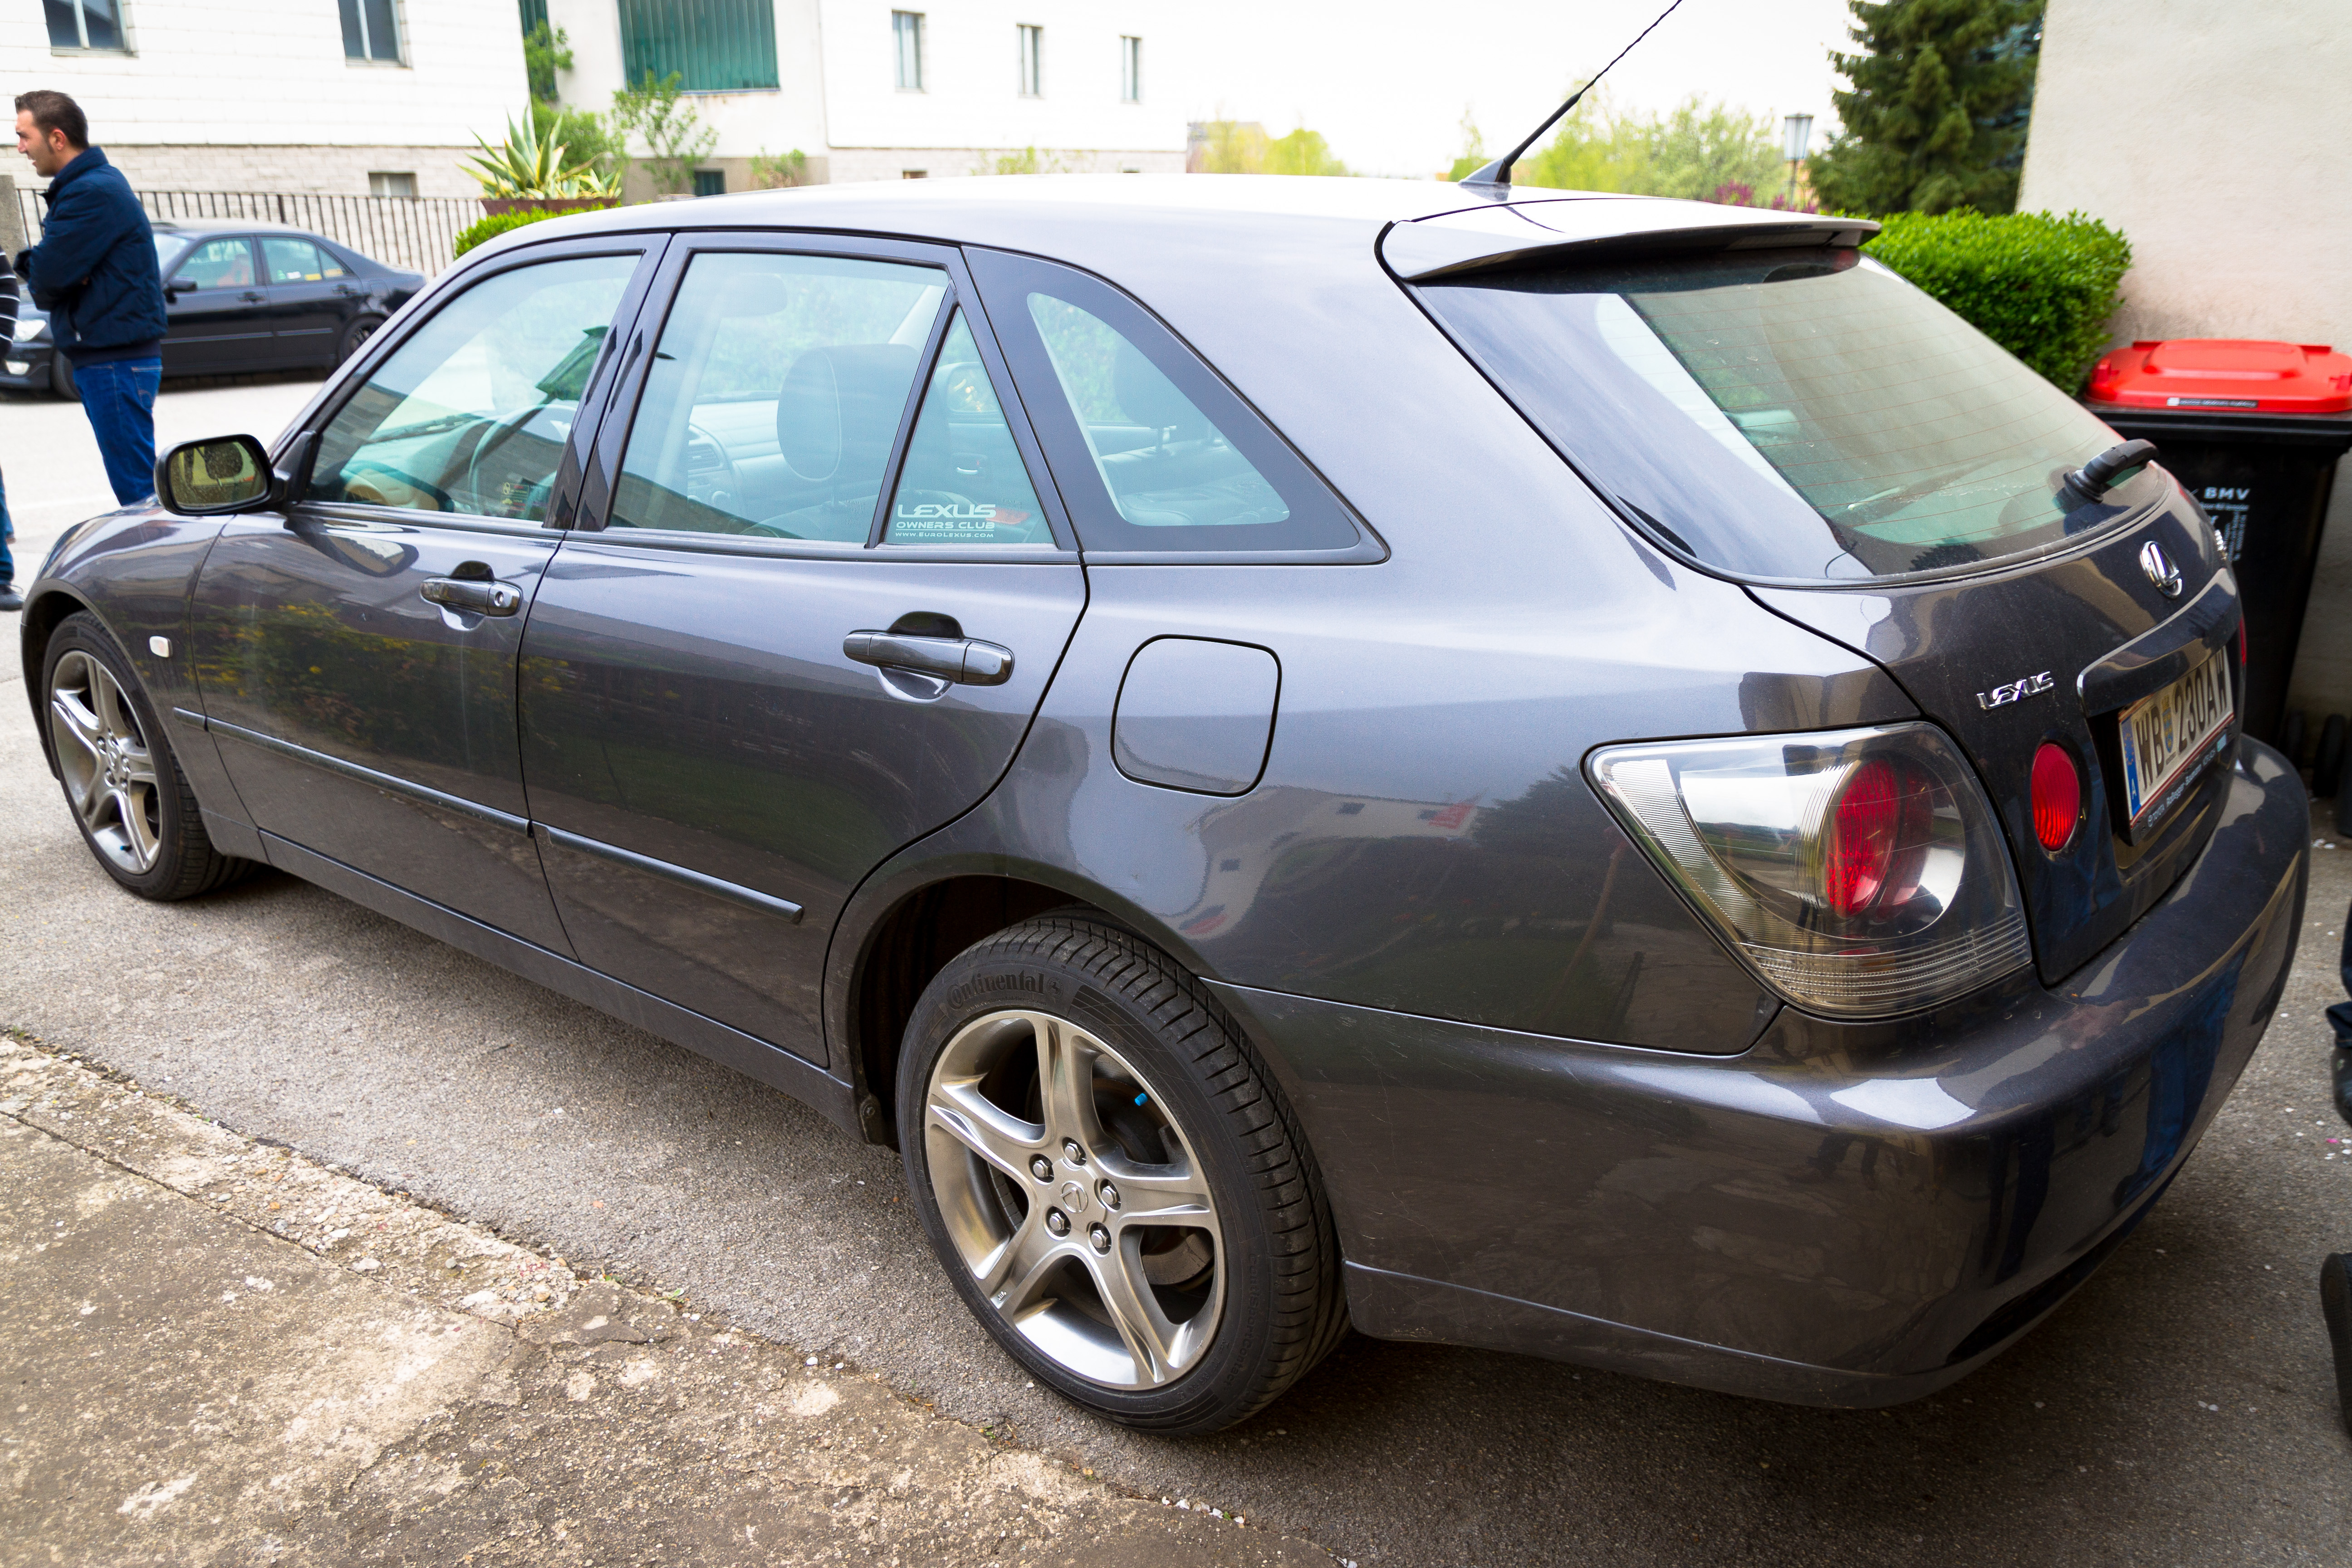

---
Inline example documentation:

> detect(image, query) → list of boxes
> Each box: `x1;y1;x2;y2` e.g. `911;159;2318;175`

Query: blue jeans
0;467;13;585
74;355;162;507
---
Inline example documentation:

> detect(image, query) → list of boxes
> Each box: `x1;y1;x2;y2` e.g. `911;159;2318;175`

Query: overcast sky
1164;0;1859;178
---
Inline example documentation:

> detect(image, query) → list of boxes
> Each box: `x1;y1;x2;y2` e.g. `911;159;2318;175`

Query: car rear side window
608;251;947;540
1413;249;2145;582
305;254;635;520
968;247;1363;557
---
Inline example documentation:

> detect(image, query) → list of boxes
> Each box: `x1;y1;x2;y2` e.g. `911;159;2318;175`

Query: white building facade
544;0;1190;191
0;0;531;196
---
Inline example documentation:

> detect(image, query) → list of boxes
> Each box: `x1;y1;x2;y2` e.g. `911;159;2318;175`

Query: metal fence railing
13;188;481;276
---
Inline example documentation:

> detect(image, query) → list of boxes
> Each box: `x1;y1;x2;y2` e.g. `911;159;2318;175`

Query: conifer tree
1810;0;2044;215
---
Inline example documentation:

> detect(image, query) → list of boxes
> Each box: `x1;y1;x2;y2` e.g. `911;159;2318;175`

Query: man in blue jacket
14;90;165;506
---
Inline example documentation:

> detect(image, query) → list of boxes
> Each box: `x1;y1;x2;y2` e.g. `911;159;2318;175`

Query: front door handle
843;630;1013;686
239;290;266;303
421;577;523;616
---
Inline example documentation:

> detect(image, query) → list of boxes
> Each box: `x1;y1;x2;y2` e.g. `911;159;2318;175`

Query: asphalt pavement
4;375;2351;1565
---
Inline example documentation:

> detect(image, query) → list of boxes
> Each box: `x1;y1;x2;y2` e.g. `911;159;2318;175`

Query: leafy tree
1507;92;1779;201
1192;121;1349;177
611;71;719;197
523;21;572;103
1809;0;2044;215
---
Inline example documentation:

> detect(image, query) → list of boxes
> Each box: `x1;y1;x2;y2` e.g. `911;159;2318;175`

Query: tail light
1589;723;2029;1019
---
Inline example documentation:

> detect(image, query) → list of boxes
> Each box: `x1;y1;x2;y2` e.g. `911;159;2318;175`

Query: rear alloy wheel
49;351;75;400
44;613;248;900
898;911;1347;1434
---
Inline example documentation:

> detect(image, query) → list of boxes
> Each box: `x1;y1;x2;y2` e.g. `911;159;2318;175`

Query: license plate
2120;647;2234;825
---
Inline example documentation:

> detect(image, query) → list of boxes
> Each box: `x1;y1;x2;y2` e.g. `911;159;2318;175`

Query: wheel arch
829;858;1221;1147
19;585;104;777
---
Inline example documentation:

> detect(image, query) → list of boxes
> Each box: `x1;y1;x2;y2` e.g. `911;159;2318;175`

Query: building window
46;0;129;51
618;0;778;93
338;0;402;63
892;11;923;91
1120;35;1141;102
1016;24;1043;97
368;171;418;198
692;169;726;197
902;169;928;179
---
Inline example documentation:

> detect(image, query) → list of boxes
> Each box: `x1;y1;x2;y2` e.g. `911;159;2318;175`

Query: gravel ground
5;378;2350;1564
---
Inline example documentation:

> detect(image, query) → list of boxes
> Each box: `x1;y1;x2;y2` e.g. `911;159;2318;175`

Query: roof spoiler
1382;201;1878;284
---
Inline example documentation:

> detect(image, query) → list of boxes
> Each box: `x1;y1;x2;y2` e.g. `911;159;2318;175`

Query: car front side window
304;255;636;521
175;238;257;291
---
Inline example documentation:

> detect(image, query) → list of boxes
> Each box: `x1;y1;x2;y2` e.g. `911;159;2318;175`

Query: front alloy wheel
42;612;249;901
924;1008;1225;1389
49;647;163;875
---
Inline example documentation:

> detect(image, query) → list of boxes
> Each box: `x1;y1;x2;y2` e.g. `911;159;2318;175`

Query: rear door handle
843;631;1014;686
239;290;266;303
421;577;523;616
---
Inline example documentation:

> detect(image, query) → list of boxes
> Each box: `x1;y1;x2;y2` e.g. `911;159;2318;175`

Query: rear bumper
1215;740;2309;1406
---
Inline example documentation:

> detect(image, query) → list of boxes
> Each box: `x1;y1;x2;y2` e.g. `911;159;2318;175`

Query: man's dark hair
15;90;88;151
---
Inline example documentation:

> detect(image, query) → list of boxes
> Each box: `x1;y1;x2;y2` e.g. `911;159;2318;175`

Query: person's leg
75;357;162;507
2331;917;2352;1126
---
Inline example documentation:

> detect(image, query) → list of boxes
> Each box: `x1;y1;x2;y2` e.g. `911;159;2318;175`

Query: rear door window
967;247;1367;557
1413;249;2154;582
607;251;946;540
880;310;1052;546
260;237;349;283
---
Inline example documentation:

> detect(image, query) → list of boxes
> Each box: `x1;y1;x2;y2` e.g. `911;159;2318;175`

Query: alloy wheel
49;649;163;874
922;1008;1225;1390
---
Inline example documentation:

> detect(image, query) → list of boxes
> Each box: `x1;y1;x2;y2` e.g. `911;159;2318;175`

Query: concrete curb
1;1030;1338;1565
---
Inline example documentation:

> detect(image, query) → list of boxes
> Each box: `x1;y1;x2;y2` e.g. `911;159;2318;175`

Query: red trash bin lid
2087;338;2352;413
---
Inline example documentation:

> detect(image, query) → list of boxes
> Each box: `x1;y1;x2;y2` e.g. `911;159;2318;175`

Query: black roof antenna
1458;0;1691;194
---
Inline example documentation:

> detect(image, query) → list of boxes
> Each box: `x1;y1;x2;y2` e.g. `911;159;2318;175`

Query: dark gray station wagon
21;177;2307;1434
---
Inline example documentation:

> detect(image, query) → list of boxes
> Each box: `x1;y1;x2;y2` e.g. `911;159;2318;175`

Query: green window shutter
516;0;549;35
618;0;779;92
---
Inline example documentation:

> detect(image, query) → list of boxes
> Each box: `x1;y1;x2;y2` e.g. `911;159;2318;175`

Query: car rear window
1413;249;2146;582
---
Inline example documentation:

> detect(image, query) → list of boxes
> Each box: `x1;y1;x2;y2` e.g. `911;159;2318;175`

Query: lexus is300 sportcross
22;176;2304;1433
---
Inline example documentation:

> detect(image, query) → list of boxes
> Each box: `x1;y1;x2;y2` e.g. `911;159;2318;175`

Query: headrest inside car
777;344;920;483
1112;342;1208;439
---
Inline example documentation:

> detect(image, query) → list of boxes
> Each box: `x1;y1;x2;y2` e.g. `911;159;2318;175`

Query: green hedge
1862;210;2132;392
451;207;564;258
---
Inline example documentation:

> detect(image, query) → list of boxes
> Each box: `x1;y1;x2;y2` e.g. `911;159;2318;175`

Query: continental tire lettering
946;972;1064;1010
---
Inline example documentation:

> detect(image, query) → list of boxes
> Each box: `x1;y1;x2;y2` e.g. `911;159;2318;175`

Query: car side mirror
154;434;281;515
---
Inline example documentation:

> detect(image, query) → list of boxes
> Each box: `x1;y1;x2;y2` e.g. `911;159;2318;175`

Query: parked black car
1;218;421;396
18;179;2308;1434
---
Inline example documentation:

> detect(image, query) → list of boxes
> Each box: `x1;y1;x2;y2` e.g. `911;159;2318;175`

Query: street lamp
1781;113;1814;209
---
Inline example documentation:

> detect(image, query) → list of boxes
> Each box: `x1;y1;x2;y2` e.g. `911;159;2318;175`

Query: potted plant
464;113;621;215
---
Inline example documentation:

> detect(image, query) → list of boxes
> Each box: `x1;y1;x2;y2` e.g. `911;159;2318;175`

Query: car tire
42;612;252;901
897;909;1348;1435
49;352;75;401
336;315;386;366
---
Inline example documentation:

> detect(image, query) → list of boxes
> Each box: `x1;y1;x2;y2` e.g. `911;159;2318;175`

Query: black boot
0;581;20;613
2324;1255;2352;1440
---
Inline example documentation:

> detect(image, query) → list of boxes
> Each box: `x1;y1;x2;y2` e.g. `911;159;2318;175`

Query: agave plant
463;113;620;201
